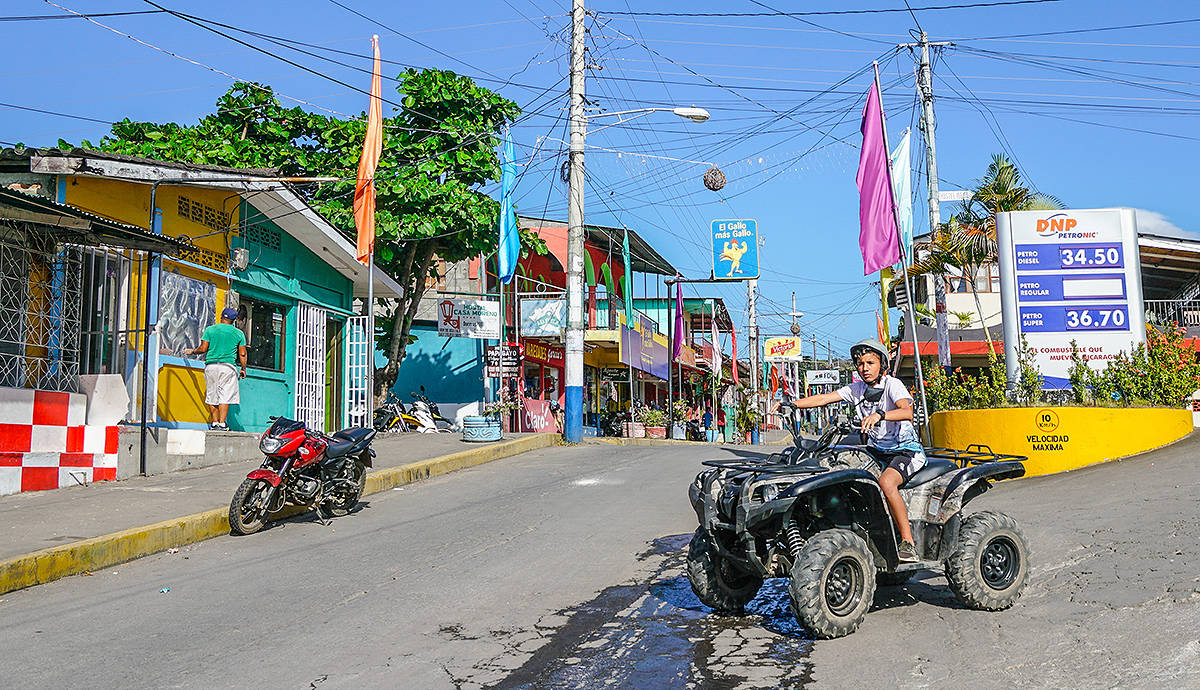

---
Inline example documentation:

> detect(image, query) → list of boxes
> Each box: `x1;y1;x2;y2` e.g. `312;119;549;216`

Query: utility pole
563;0;586;442
827;340;832;368
903;32;954;370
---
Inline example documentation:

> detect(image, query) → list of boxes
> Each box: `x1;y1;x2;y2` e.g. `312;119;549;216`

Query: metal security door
295;302;327;432
345;315;369;428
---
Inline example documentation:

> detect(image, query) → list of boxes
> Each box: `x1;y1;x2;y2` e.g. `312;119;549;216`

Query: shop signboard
437;298;500;339
711;218;759;280
521;398;557;433
520;298;566;337
998;208;1146;389
599;367;628;383
805;369;840;385
618;314;669;380
763;336;804;361
485;342;523;378
523;339;564;367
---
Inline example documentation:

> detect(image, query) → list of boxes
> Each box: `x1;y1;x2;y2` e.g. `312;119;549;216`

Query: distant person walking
185;307;247;430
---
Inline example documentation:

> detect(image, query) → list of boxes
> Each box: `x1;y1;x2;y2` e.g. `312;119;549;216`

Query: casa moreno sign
437;298;500;339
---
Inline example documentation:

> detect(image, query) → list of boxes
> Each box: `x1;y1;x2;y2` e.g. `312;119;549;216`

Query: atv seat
901;459;957;489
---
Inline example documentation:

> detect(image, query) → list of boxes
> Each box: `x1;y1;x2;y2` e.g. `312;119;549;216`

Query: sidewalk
0;432;544;567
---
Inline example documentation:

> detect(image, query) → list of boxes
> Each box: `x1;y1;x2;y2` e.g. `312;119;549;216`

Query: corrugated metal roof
0;146;279;177
0;187;189;253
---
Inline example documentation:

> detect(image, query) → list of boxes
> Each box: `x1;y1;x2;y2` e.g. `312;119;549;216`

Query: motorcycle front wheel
229;478;273;535
325;462;366;517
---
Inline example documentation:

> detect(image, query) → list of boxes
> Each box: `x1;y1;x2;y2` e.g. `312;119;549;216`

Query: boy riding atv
787;339;923;562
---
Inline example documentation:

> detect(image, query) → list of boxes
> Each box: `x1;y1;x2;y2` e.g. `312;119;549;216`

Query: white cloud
1135;209;1195;238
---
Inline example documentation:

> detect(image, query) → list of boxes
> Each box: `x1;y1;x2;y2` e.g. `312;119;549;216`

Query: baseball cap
221;307;239;320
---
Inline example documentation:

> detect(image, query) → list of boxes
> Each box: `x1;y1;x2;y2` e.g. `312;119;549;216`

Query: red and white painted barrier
0;389;119;496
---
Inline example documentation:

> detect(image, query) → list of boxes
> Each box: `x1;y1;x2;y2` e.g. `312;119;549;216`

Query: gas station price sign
998;209;1145;389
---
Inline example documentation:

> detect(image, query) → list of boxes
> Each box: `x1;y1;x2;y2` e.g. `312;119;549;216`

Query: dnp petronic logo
1035;213;1097;239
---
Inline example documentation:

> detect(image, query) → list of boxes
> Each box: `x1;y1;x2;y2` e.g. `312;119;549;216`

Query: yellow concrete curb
0;433;557;595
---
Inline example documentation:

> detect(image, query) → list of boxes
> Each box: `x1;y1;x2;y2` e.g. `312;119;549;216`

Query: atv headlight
259;433;284;455
760;484;781;503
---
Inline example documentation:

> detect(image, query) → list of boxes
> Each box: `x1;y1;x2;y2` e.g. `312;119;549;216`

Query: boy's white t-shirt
835;375;923;452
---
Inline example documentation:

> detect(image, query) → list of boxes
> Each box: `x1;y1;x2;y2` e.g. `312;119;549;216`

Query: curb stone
0;433;556;595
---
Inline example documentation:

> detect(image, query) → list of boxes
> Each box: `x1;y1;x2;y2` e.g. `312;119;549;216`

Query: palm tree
905;154;1063;351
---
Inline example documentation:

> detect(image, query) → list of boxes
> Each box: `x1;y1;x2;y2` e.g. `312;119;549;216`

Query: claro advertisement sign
997;208;1146;389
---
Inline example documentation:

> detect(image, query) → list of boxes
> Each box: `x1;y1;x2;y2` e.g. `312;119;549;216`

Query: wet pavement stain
482;534;816;689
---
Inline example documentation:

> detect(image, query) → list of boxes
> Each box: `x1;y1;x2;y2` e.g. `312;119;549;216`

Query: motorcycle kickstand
313;501;332;527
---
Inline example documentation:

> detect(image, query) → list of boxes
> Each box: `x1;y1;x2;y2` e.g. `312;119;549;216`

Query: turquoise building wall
391;321;486;404
225;200;354;431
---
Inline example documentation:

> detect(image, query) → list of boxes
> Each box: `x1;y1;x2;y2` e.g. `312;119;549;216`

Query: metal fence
1144;300;1200;331
0;224;82;392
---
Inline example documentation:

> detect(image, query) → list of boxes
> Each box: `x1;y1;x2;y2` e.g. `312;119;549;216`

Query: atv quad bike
686;405;1029;638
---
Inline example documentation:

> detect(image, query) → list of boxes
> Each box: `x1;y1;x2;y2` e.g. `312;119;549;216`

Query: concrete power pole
563;0;586;442
911;32;953;369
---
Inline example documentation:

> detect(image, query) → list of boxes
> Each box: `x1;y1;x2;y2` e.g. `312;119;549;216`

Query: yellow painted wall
157;365;209;423
65;176;237;425
930;407;1192;477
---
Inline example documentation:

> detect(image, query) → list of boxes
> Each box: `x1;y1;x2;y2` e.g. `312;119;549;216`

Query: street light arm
584;106;711;135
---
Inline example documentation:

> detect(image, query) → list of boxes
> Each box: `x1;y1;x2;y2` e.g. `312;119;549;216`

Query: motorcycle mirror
410;392;417;398
420;385;426;392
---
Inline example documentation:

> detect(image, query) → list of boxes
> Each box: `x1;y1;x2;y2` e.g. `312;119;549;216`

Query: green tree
74;73;544;394
906;154;1062;351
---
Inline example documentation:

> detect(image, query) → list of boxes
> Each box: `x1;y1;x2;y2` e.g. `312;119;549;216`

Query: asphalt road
1;436;1197;689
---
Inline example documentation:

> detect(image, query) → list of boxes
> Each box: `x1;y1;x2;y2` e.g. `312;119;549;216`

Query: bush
637;407;667;427
926;325;1199;412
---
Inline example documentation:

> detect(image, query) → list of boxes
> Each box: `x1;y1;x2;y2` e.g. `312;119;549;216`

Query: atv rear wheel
945;510;1029;611
687;528;763;614
789;529;876;638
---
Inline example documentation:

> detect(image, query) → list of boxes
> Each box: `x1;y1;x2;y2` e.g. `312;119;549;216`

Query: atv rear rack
924;444;1027;468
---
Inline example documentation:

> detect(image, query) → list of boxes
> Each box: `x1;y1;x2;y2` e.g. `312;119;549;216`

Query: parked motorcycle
411;387;455;432
373;392;415;433
229;417;376;535
409;395;453;434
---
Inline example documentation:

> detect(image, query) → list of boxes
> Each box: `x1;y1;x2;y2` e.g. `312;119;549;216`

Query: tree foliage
73;72;545;394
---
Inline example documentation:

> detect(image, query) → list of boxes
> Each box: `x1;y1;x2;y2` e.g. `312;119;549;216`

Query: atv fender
940;460;1025;517
743;469;900;568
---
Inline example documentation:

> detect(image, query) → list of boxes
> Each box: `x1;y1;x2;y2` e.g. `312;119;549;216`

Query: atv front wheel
945;510;1029;611
789;529;876;638
687;528;763;614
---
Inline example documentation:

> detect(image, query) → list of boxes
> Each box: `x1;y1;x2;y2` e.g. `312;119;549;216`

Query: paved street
1;437;1198;688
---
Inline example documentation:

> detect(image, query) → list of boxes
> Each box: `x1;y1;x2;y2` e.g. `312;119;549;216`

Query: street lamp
562;102;711;443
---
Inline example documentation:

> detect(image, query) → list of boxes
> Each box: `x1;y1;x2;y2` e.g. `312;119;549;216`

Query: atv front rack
700;458;830;475
924;444;1027;468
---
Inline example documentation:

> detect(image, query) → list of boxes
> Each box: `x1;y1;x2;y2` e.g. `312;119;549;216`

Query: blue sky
2;0;1196;352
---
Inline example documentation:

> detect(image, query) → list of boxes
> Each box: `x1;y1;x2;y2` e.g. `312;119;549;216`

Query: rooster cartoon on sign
719;239;749;277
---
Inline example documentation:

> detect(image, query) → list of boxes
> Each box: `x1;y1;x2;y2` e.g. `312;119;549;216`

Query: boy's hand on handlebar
859;412;883;434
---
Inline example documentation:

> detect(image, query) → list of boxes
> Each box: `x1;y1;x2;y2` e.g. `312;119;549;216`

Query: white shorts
204;363;240;405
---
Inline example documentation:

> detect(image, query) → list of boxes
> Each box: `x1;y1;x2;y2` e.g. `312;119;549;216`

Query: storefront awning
0;188;190;254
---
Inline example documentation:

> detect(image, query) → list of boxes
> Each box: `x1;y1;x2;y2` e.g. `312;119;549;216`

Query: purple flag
672;280;684;359
856;80;900;275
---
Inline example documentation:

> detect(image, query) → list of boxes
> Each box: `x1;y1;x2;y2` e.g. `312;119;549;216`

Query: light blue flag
889;130;913;266
498;127;519;284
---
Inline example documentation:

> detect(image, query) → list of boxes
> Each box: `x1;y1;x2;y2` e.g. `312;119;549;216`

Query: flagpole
874;61;931;443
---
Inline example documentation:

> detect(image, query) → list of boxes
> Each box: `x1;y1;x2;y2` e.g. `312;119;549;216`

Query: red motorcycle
229;416;376;535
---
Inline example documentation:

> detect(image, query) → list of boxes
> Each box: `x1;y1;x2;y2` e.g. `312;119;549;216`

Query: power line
596;1;1061;18
0;10;164;21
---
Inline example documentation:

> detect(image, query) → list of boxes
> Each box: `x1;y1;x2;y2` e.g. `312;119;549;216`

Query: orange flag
876;310;887;347
354;35;383;265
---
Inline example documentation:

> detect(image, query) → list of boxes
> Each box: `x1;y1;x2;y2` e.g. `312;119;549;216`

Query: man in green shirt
185;307;247;430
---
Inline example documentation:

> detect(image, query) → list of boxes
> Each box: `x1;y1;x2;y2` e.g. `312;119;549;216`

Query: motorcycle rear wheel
229;478;272;535
325;462;366;517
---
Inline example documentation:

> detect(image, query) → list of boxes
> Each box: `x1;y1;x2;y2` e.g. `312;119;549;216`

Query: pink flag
856;80;900;275
671;280;684;360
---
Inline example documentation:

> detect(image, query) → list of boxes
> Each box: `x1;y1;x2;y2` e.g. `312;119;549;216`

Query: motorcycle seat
324;439;357;458
901;459;958;489
332;427;377;444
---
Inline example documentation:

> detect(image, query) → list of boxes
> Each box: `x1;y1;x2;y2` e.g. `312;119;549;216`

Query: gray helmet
849;338;887;363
